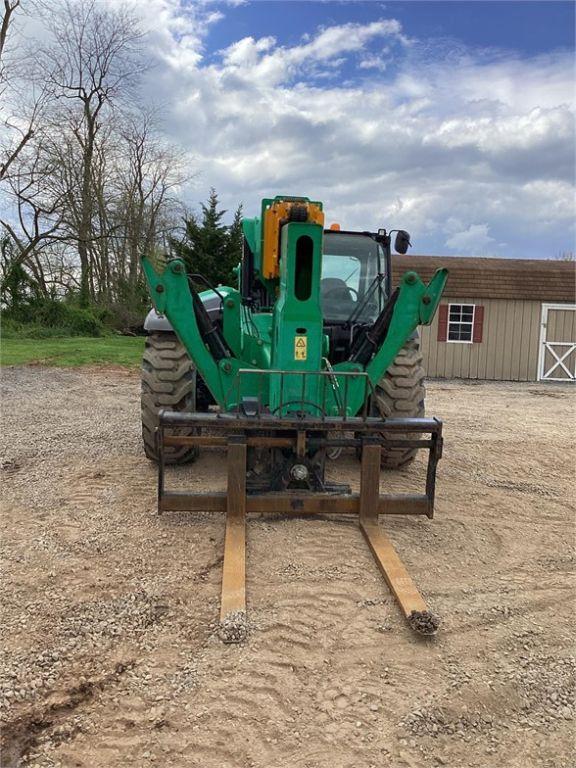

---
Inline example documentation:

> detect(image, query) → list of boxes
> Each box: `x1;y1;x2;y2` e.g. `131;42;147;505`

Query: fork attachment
157;411;443;640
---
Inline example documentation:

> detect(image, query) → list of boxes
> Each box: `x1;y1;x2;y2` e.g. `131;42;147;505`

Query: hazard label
294;335;307;361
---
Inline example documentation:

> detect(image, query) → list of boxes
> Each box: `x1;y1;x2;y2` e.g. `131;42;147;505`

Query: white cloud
134;0;225;69
446;224;495;254
9;3;576;258
217;19;406;86
222;35;277;67
358;54;389;72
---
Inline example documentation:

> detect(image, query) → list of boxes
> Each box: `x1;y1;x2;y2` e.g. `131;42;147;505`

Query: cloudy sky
21;0;576;259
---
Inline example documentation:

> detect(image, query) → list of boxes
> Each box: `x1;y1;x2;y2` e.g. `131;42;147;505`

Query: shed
391;256;576;382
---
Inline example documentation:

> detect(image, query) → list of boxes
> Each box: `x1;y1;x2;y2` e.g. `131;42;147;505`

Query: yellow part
294;335;308;360
263;200;325;280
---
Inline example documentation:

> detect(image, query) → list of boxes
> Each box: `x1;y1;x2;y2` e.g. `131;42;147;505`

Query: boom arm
366;268;447;385
142;257;231;406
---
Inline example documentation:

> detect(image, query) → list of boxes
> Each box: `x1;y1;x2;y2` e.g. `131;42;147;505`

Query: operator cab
321;231;387;324
321;230;389;362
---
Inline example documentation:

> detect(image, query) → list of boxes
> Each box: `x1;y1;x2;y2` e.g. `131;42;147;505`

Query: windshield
321;232;384;323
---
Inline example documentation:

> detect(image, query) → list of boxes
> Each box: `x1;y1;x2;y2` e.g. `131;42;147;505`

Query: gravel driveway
1;366;574;768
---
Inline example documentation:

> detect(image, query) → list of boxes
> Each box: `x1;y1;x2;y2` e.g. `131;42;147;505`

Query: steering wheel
323;286;358;302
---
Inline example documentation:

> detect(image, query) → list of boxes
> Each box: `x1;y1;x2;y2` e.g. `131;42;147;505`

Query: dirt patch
1;367;574;767
1;665;132;768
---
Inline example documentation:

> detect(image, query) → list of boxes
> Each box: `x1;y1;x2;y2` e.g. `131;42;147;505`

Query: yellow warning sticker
294;335;307;361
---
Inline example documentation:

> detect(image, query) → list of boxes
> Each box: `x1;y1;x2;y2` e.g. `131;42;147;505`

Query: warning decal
294;335;307;360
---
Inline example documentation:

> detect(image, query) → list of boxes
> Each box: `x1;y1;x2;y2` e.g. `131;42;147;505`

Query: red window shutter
473;305;484;343
437;304;448;342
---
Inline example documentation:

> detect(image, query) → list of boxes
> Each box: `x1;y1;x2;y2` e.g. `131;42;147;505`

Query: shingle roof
391;255;576;302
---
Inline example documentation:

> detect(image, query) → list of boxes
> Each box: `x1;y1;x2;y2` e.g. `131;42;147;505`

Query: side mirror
394;230;411;254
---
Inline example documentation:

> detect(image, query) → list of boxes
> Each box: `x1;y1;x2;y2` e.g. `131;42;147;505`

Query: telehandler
141;196;447;641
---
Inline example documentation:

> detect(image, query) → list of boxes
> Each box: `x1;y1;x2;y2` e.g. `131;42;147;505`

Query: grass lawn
0;336;145;369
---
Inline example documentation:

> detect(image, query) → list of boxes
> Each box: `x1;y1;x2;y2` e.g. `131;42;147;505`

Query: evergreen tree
0;235;42;314
171;189;243;288
226;203;244;280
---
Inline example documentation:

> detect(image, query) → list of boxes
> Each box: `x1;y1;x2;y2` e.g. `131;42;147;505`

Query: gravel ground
0;365;574;768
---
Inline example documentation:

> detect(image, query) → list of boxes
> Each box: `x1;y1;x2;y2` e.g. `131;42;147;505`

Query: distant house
392;256;576;382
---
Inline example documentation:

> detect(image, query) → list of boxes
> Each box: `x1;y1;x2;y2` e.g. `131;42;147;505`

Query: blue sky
205;1;575;64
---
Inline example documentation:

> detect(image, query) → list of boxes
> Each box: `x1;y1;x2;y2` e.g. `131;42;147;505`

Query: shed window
448;304;475;342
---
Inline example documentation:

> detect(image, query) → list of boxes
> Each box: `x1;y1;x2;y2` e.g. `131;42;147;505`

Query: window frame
447;303;476;344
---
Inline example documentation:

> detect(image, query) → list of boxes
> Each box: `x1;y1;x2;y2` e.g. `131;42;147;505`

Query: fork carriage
156;397;443;641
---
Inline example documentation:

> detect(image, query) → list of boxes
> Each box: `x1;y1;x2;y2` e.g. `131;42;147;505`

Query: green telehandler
141;195;448;641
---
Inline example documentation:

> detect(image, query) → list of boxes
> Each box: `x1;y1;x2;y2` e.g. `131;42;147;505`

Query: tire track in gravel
181;606;358;757
175;516;419;768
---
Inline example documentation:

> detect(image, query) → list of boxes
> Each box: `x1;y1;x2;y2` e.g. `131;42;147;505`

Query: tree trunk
78;109;96;307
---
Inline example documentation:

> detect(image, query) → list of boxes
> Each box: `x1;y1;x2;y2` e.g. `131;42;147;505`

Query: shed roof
391;255;576;302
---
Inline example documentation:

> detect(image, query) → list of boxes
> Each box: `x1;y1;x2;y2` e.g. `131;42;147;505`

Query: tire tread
141;333;199;464
372;337;426;469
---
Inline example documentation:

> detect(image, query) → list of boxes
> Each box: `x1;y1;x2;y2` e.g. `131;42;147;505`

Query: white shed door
538;304;576;382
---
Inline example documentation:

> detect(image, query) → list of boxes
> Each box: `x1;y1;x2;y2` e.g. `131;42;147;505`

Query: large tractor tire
371;337;426;470
141;332;199;464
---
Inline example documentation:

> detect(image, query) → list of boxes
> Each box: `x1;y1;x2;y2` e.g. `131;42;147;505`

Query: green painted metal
270;220;324;414
242;216;260;261
221;289;243;358
141;257;246;408
241;216;275;298
141;196;447;419
366;269;447;384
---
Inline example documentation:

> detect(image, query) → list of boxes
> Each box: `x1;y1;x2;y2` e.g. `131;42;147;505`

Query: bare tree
0;129;73;297
112;115;187;299
555;251;575;261
36;0;143;304
0;1;48;181
0;0;20;77
2;0;191;320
